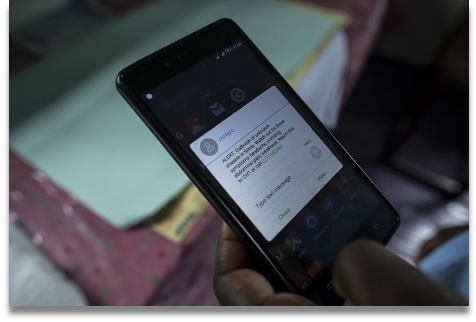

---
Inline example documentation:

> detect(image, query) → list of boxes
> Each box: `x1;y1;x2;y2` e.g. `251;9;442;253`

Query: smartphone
116;19;399;305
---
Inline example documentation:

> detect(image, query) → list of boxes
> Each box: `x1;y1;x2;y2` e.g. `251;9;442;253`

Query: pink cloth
9;150;221;305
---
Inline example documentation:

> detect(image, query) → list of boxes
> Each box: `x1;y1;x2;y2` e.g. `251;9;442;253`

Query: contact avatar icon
200;138;218;156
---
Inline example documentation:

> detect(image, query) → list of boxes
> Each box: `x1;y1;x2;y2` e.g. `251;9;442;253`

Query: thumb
332;239;467;306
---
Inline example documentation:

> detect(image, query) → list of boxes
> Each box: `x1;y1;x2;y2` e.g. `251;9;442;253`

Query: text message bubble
191;86;342;241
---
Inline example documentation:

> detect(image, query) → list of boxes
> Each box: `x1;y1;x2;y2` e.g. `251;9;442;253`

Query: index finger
332;239;467;305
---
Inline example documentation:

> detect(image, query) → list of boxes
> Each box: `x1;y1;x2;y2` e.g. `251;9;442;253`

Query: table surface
9;0;389;306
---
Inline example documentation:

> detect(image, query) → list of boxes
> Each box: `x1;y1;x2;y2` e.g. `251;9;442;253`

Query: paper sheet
10;0;346;228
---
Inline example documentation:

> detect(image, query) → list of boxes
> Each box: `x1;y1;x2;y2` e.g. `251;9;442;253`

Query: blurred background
9;0;469;306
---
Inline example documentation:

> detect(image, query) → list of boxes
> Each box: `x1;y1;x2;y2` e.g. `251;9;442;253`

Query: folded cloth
418;230;469;301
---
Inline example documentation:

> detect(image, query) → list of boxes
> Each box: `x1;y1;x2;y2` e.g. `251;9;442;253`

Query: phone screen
140;40;394;304
190;85;344;241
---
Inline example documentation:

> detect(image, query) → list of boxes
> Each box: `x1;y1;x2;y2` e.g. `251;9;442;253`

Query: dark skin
214;223;468;306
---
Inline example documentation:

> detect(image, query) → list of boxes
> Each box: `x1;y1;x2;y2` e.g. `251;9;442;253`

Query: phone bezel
116;18;400;304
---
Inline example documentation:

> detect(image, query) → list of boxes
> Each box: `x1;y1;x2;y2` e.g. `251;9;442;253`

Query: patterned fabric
9;150;221;305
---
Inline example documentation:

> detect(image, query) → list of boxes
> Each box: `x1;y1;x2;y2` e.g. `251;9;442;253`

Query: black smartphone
116;19;400;305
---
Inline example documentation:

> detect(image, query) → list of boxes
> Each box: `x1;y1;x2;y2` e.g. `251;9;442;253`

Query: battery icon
225;47;233;54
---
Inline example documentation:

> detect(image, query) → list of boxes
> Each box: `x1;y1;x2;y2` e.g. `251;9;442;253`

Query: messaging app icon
184;114;206;135
285;231;302;252
209;101;225;117
323;196;336;211
304;213;320;231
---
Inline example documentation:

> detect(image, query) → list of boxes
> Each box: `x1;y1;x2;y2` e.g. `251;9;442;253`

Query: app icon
208;101;225;117
230;88;245;102
309;146;322;159
285;231;302;252
200;138;218;156
323;196;336;211
304;213;320;231
307;259;324;278
183;114;206;135
336;176;354;196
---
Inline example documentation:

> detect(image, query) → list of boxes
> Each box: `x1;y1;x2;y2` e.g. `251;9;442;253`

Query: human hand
213;222;315;305
214;223;467;306
332;239;467;305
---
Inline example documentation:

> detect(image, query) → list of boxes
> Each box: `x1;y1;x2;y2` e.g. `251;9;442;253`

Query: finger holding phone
214;223;467;306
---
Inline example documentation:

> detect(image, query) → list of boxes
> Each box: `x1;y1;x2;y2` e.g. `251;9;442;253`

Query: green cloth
10;0;342;228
